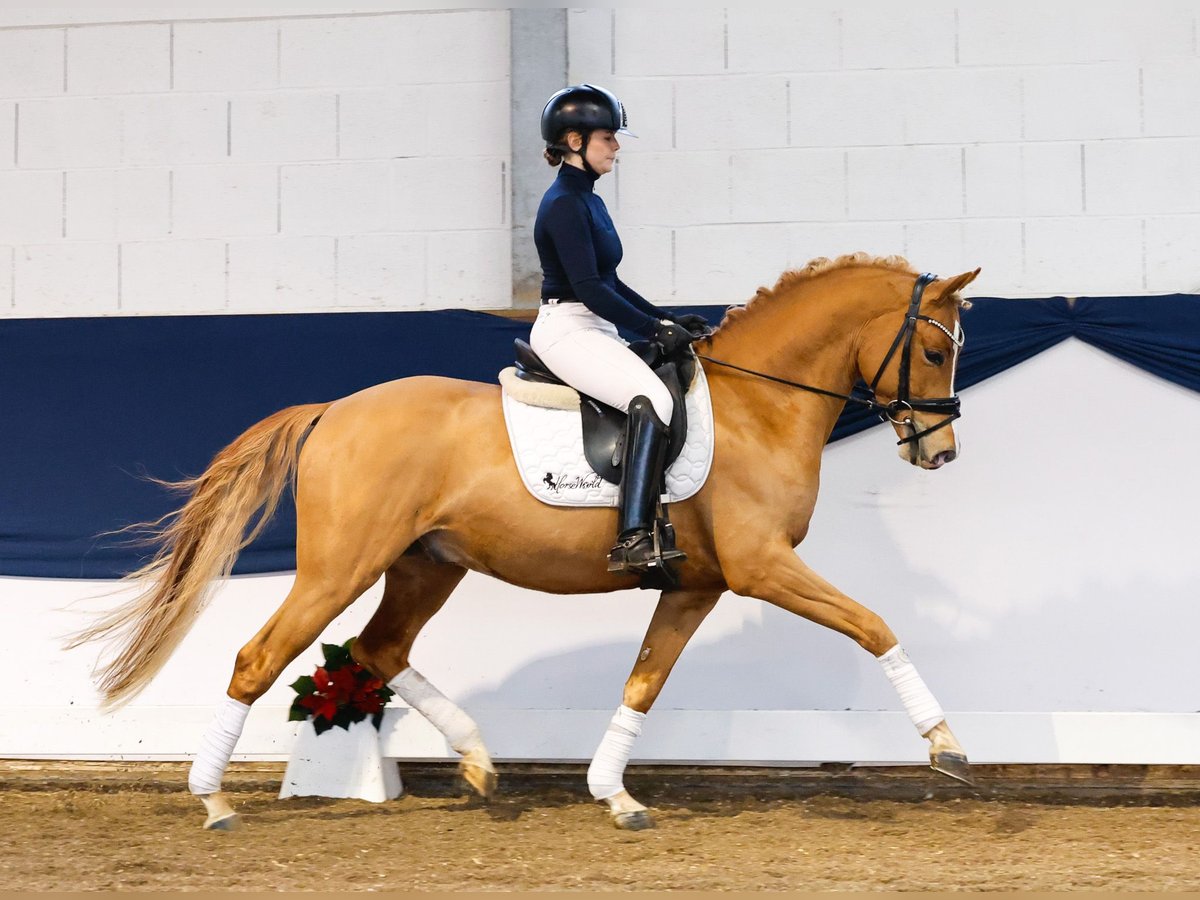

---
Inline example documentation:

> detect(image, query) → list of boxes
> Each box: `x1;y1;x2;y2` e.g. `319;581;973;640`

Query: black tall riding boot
607;396;687;575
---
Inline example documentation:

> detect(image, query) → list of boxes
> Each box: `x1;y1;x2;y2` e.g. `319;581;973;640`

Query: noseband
696;272;964;446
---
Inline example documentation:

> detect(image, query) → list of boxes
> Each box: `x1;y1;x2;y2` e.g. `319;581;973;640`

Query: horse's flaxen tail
65;401;332;710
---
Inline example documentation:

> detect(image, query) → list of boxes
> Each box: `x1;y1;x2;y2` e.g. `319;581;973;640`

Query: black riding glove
654;320;696;356
672;313;713;337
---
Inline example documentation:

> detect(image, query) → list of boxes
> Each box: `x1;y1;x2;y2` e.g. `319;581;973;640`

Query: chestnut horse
71;254;979;831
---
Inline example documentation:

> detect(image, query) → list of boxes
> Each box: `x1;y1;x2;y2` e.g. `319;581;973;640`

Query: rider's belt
541;297;582;305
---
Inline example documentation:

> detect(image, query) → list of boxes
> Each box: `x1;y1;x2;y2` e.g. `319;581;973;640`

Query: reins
694;273;964;446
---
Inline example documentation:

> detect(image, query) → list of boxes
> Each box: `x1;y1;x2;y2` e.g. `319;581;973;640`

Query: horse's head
857;268;979;470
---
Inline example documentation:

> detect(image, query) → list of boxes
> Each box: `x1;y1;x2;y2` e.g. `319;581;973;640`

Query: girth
512;338;696;485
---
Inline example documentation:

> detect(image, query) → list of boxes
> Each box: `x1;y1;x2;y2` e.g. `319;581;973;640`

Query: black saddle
512;338;697;485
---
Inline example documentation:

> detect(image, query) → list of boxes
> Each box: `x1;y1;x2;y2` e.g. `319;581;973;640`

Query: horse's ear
932;268;981;303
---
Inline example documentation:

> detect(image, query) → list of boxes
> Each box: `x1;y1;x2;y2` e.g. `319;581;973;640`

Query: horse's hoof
199;793;239;831
459;760;498;800
203;811;240;831
930;751;975;786
613;810;655;831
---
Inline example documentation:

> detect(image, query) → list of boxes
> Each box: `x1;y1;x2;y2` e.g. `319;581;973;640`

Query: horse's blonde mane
710;252;923;337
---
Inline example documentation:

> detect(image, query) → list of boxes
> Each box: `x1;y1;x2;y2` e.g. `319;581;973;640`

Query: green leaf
290;674;316;696
312;716;333;736
287;702;310;722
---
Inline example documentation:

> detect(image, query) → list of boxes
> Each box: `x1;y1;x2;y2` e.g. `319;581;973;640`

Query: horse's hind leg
189;566;383;829
589;589;720;830
352;554;498;799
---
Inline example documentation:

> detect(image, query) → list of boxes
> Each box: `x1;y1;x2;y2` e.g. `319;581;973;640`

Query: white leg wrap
188;695;251;795
878;645;945;736
587;705;645;801
388;667;483;755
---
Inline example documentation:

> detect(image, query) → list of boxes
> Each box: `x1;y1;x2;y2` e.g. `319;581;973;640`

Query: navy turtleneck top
533;163;664;337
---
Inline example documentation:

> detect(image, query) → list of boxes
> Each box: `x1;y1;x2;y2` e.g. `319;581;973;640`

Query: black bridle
695;273;964;446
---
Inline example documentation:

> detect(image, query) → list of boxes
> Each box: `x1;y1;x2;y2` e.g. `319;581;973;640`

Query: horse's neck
705;279;866;419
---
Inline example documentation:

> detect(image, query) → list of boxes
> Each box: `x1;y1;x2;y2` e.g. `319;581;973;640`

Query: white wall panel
614;9;726;77
0;247;10;309
0;102;12;169
65;23;170;95
1024;217;1144;295
674;75;789;151
119;238;224;311
391;157;504;231
964;143;1083;219
119;94;228;165
172;20;279;93
13;242;117;315
337;87;427;159
335;233;425;308
1145;217;1200;293
839;3;957;70
674;223;792;303
1086;139;1200;217
426;228;510;309
1021;64;1142;142
730;148;845;223
229;93;337;163
617;152;729;227
788;71;908;148
65;168;170;240
278;16;398;88
171;164;277;238
957;0;1196;66
1143;58;1200;137
0;171;62;242
17;97;123;168
227;235;336;312
847;146;962;221
726;7;841;74
0;28;64;98
897;69;1023;145
281;161;391;235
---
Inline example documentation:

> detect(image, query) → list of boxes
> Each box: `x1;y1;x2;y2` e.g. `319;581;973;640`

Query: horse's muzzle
923;448;958;469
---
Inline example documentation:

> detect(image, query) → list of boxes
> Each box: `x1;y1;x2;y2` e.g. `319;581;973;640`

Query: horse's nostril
934;449;957;466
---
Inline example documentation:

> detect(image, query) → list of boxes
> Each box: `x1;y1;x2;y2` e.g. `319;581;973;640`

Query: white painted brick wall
171;165;278;238
582;4;1200;302
227;236;336;312
65;169;170;240
66;24;170;95
0;247;10;310
172;21;279;93
3;4;1199;319
17;98;123;168
281;162;392;235
0;171;61;242
0;28;63;98
14;243;117;315
120;239;225;311
1;8;512;318
336;234;426;308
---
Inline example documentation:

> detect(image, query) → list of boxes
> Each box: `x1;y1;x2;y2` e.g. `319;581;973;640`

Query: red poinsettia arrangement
288;639;393;735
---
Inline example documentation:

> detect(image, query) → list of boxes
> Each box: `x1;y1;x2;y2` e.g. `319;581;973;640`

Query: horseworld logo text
543;472;604;493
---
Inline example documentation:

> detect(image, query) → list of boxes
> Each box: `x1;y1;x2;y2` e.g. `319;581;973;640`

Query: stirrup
607;528;686;575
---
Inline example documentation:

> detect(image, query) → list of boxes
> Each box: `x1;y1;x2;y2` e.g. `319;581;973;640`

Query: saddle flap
509;338;696;487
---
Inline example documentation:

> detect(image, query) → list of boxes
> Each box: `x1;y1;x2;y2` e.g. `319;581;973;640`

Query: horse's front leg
588;588;720;830
725;545;972;784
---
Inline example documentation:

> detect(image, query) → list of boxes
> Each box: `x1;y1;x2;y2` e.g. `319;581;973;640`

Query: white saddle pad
500;366;715;508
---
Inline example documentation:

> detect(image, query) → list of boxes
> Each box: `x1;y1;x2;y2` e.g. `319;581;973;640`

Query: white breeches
530;303;674;425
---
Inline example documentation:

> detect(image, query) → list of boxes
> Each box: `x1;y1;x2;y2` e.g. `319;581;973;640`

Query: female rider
530;83;709;577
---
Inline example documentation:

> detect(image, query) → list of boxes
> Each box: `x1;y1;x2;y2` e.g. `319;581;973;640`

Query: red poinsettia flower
289;640;395;733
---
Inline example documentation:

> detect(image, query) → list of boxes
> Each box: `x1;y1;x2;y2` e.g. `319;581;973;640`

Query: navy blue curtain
4;295;1199;579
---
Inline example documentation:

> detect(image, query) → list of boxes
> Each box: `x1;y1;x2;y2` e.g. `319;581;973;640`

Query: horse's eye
924;349;946;366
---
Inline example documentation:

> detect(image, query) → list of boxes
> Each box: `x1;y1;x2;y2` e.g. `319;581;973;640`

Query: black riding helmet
541;83;637;173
